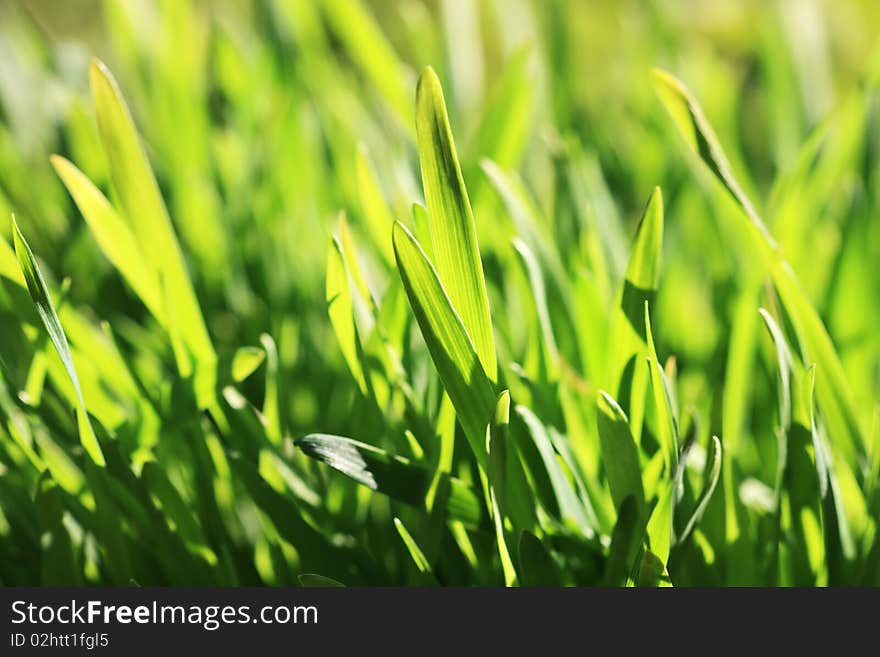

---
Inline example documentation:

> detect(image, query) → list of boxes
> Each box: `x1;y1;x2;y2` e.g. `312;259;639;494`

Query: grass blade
518;530;562;586
13;218;105;466
677;436;722;544
326;235;368;394
608;187;663;439
653;68;865;468
295;433;483;527
416;66;497;382
650;69;775;252
298;573;345;587
597;391;645;516
487;390;518;586
516;405;591;534
392;221;496;466
393;517;435;582
604;496;645;586
512;238;559;381
50;155;162;320
90;59;216;406
644;302;679;475
642;482;675;585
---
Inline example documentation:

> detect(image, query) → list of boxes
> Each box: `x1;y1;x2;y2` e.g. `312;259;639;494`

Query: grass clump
0;0;878;586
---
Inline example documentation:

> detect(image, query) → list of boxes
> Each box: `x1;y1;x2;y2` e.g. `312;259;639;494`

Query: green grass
0;0;878;586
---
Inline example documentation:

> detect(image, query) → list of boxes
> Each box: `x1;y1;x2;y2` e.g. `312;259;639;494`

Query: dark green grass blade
518;530;562;586
295;433;483;527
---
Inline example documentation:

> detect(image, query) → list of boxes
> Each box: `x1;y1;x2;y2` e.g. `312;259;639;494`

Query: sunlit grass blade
774;266;864;465
326;235;368;395
393;517;437;583
653;68;865;468
13;218;105;466
650;68;775;252
416;66;497;382
487;390;517;586
50;155;162;320
597;391;645;516
760;308;795;432
392;221;496;467
641;482;675;586
606;186;664;443
644;302;678;475
89;59;216;406
34;432;86;495
0;233;25;287
512;238;559;381
230;346;265;383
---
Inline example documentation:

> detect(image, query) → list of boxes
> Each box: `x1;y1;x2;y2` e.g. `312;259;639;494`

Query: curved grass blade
513;238;559;381
13;218;105;466
620;188;664;334
298;573;345;587
774;266;864;465
653;68;865;467
677;436;722;545
806;367;865;564
416;66;496;382
393;221;496;467
516;405;591;534
609;187;663;438
597;391;645;516
644;302;678;475
90;59;216;407
295;433;482;527
759;308;794;432
51;155;162;320
230;346;265;383
393;517;436;583
326;235;368;394
480;160;568;295
650;69;775;252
